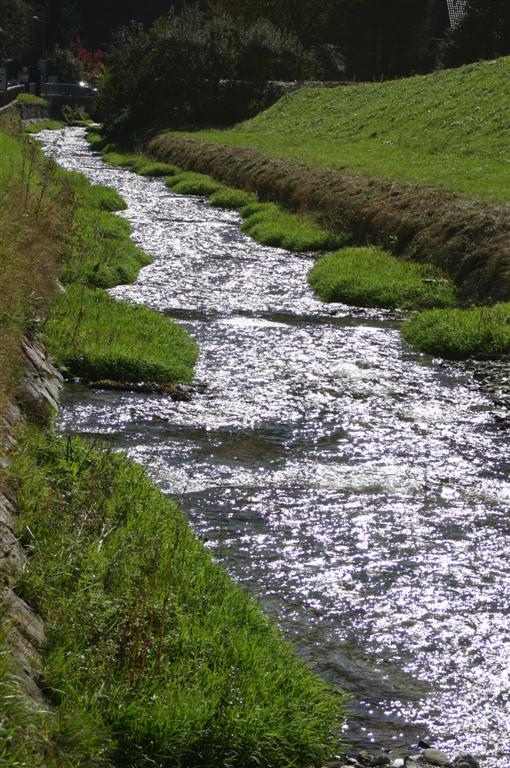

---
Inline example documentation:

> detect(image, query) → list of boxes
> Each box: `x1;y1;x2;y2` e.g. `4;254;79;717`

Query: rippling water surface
39;128;510;765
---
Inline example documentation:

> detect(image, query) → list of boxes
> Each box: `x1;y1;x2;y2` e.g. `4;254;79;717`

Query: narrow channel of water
40;128;510;765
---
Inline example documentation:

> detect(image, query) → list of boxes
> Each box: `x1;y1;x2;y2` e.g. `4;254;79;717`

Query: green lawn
182;57;510;203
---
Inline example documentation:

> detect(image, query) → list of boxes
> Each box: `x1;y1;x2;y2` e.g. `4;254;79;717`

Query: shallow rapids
39;128;510;765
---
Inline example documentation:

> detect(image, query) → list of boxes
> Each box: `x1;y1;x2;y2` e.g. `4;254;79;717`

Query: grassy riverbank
9;427;344;767
147;57;510;308
184;57;510;204
89;125;510;356
90;132;345;252
0;118;61;436
2;426;344;766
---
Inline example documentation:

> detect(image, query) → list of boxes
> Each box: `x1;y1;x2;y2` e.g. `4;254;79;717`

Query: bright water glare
39;128;510;765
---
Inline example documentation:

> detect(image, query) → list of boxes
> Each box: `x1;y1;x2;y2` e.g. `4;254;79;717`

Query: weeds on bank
309;247;457;310
0;127;64;428
12;430;344;768
16;93;49;108
23;120;66;134
44;285;197;383
403;303;510;359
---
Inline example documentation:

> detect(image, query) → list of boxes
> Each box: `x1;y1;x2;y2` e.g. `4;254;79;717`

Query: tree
0;0;32;62
96;8;312;137
439;0;510;67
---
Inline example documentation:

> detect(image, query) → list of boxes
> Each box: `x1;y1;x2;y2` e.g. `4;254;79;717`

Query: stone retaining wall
0;339;62;708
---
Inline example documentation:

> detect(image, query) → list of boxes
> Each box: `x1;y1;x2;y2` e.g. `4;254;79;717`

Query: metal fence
41;83;95;99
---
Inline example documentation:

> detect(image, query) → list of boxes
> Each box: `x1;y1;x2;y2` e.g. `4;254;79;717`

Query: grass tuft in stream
165;170;223;196
102;150;179;177
309;247;457;310
402;303;510;359
12;429;345;768
240;202;347;252
44;284;197;383
209;186;257;209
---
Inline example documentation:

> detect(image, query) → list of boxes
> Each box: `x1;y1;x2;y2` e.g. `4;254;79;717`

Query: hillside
188;57;510;203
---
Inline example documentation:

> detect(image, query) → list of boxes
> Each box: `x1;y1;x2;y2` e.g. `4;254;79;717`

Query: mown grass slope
187;57;510;203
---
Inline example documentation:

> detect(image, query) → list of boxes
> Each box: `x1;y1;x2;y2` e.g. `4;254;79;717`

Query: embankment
149;133;510;304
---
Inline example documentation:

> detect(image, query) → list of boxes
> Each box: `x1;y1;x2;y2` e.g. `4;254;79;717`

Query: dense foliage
95;9;312;136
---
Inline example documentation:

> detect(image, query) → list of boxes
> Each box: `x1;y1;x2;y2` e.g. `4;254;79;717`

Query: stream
39;128;510;766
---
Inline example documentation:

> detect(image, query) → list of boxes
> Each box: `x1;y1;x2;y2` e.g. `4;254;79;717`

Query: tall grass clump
44;285;197;383
403;303;510;359
13;430;344;768
241;202;346;252
16;93;49;107
23;120;65;134
102;150;179;177
209;186;257;209
165;170;223;196
309;247;456;310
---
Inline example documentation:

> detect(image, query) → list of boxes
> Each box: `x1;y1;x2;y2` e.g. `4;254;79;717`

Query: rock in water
452;756;480;768
423;748;451;766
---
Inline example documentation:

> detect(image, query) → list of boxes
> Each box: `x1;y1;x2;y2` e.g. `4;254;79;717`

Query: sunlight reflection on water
39;128;510;765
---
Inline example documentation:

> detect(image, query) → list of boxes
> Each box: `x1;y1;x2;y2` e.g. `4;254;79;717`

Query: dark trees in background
440;0;510;66
0;0;33;61
95;9;312;137
208;0;450;78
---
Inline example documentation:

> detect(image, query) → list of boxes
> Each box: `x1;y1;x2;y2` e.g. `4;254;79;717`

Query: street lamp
32;16;46;57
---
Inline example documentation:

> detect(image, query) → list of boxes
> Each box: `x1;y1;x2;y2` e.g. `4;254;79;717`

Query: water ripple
40;128;510;766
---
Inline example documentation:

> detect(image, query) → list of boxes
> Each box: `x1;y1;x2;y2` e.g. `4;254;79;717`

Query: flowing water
39;128;510;765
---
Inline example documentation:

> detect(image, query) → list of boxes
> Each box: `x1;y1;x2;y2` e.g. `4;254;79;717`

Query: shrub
308;247;457;309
